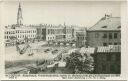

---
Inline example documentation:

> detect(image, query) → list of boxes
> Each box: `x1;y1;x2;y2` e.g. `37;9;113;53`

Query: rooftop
88;15;121;31
79;47;95;54
79;45;120;54
97;45;121;53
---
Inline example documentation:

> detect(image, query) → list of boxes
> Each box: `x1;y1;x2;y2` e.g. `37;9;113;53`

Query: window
116;54;120;61
109;33;112;39
109;43;112;45
114;42;117;45
77;37;79;40
114;33;118;39
117;26;121;28
111;54;116;61
103;43;107;46
83;37;84;40
110;65;116;73
106;54;111;61
103;33;107;38
95;33;99;38
48;30;50;34
102;64;106;71
119;34;121;38
102;26;107;28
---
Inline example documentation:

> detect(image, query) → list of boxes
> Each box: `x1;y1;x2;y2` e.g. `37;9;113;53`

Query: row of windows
47;29;72;35
101;64;120;73
5;30;36;34
106;54;120;61
66;29;72;34
66;35;72;38
47;36;55;40
48;29;64;35
103;33;118;39
56;35;64;39
5;35;36;39
103;42;121;46
5;31;15;34
48;29;56;34
15;30;36;33
95;33;120;39
97;54;120;73
47;35;71;40
16;35;36;38
77;36;86;40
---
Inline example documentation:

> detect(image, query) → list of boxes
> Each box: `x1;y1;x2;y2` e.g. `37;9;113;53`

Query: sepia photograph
4;0;121;74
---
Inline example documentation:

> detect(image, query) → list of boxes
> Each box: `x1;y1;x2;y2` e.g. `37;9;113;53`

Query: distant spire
18;0;21;7
17;0;23;26
64;22;66;26
19;1;21;8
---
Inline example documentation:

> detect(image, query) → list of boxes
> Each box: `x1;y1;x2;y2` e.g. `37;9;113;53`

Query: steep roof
88;16;121;31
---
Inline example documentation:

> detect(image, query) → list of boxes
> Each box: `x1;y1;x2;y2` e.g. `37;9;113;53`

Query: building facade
87;15;121;47
4;1;79;47
36;24;74;42
5;26;37;46
76;28;87;48
4;2;37;46
93;45;121;74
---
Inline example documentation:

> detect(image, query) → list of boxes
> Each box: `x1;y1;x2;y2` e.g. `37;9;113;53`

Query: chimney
105;13;112;19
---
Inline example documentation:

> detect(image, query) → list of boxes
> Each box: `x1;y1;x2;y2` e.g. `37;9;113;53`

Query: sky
3;1;121;27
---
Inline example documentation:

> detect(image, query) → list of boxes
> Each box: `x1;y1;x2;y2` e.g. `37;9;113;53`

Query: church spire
17;1;23;26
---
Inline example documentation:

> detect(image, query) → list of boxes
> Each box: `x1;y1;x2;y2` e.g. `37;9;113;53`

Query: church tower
17;1;23;26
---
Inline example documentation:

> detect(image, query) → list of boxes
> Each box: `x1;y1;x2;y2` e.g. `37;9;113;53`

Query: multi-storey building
36;24;74;42
15;27;37;40
4;1;78;47
76;28;87;47
93;45;121;74
46;24;64;41
78;45;121;74
4;28;16;46
5;26;37;46
4;2;37;46
36;24;46;41
87;15;121;47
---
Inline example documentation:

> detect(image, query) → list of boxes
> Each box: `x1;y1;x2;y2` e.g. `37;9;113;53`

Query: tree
66;51;94;74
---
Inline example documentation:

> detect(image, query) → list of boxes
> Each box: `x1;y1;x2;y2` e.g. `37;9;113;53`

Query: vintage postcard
0;0;127;80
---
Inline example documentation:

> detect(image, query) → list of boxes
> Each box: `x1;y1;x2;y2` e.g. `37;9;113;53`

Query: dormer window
102;26;107;28
117;26;121;28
